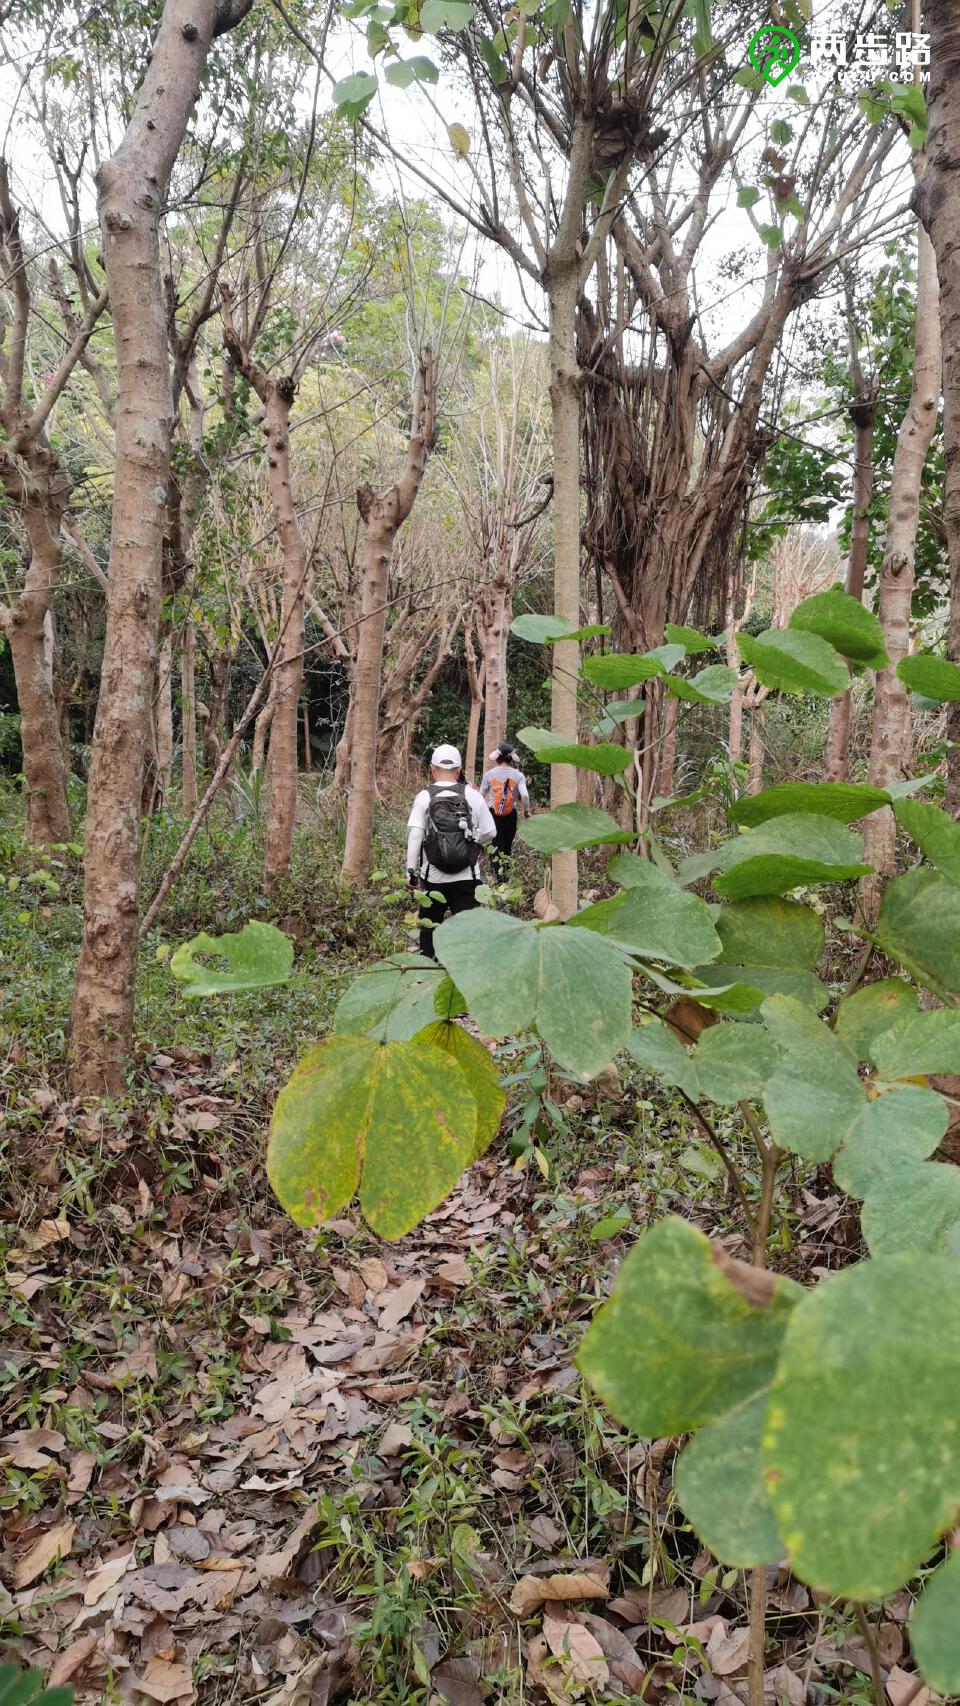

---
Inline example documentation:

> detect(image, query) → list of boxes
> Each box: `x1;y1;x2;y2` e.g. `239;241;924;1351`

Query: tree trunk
825;392;877;780
157;633;173;797
4;575;71;845
341;349;436;885
465;633;485;786
68;0;252;1095
547;271;581;916
861;224;942;918
659;693;679;797
480;573;510;759
916;1;960;813
302;701;312;771
252;681;276;773
181;612;198;814
259;383;307;892
748;709;764;795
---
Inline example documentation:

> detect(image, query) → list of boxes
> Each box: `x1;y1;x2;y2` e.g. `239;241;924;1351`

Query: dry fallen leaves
510;1571;610;1617
12;1519;75;1589
541;1613;609;1689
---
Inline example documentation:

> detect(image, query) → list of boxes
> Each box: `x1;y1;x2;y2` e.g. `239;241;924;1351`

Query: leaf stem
854;1601;886;1706
679;1092;756;1240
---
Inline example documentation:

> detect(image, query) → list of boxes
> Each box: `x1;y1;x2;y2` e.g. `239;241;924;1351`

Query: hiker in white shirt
480;742;530;879
406;744;496;958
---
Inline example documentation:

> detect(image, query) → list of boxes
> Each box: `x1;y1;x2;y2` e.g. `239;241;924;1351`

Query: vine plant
172;586;960;1700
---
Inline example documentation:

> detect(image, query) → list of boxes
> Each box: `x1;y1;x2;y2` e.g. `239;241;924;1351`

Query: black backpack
422;782;477;874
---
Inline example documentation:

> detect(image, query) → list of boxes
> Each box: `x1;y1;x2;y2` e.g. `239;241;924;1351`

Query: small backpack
488;774;518;817
422;782;477;874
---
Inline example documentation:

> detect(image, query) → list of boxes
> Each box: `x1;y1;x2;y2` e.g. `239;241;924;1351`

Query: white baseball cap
431;743;462;770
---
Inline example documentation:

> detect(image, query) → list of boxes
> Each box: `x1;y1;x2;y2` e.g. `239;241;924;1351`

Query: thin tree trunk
547;270;582;916
480;573;510;759
302;701;312;771
826;388;877;780
659;693;678;797
259;386;307;891
916;0;960;814
157;634;173;797
748;709;764;795
341;349;436;885
4;569;71;845
465;626;485;785
181;612;198;814
861;223;942;919
68;0;252;1095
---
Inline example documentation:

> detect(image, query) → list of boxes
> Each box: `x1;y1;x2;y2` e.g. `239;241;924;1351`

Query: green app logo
747;24;801;88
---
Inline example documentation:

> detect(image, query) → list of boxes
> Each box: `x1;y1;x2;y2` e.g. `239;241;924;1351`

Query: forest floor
0;789;916;1706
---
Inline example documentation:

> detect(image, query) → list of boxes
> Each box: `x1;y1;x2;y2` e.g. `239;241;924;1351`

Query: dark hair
497;742;515;761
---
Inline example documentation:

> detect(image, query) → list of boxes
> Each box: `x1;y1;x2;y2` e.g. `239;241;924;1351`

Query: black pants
490;810;518;879
418;880;478;959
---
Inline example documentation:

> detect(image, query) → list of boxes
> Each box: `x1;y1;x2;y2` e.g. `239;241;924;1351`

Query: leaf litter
0;1045;931;1703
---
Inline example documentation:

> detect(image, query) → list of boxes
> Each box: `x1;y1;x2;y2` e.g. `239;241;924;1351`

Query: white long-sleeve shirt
406;782;496;884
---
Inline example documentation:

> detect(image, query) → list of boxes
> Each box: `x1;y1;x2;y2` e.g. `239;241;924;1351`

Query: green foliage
664;623;719;653
170;921;294;996
896;653;960;702
729;781;890;827
510;614;609;643
519;804;632;853
0;1662;73;1706
894;798;960;886
433;908;633;1082
764;1254;960;1598
789;584;889;668
268;1032;484;1236
685;815;871;900
735;628;849;697
910;1550;960;1695
333;953;448;1040
516;727;632;776
875;868;960;993
572;859;722;967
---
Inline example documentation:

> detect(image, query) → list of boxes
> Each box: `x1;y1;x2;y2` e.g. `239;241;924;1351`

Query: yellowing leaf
268;1035;478;1238
447;121;470;156
13;1519;76;1588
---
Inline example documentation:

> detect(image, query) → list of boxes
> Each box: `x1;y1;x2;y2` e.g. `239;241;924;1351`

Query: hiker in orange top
480;742;530;881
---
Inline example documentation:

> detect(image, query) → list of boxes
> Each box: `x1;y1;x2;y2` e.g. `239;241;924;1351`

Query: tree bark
181;612;198;813
68;0;253;1095
916;1;960;813
825;388;877;780
547;269;582;916
479;571;510;760
861;224;942;917
464;626;485;785
341;349;436;884
157;633;173;796
748;709;765;795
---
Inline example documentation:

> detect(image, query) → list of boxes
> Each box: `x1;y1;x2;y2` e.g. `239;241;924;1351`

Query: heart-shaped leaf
268;1035;478;1236
789;585;888;668
170;921;293;997
729;782;891;828
519;804;632;854
736;628;849;697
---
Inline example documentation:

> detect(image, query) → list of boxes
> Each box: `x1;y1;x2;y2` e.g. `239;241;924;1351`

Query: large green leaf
692;1022;780;1104
706;816;871;900
729;782;890;828
433;909;633;1081
789;585;889;668
676;1391;782;1567
714;896;824;969
580;652;669;690
572;859;721;966
894;799;960;888
832;1085;949;1197
876;868;960;993
763;1253;960;1598
383;55;440;85
833;979;917;1063
910;1549;960;1694
736;629;849;697
519;804;632;854
510;614;609;643
516;728;632;776
760;995;866;1161
691;964;829;1013
578;1216;800;1435
871;1008;960;1079
897;653;960;703
0;1663;73;1706
334;954;444;1040
268;1035;478;1237
665;622;719;654
170;921;293;997
412;1021;504;1158
861;1162;960;1255
625;1020;700;1098
662;664;739;706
